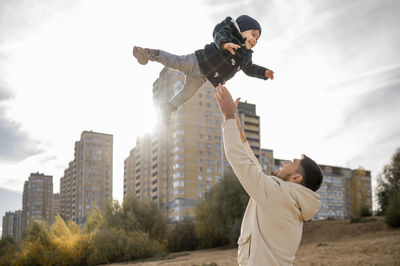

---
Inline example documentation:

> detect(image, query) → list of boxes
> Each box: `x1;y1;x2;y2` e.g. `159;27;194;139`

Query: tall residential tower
60;131;113;225
22;173;53;232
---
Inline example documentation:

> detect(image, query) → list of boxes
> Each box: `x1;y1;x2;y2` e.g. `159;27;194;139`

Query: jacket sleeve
223;119;280;207
242;61;269;80
213;17;234;50
242;141;262;171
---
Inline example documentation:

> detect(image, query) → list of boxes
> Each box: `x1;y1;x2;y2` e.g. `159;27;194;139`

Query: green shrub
359;204;372;217
14;218;91;266
87;228;164;265
168;219;198;252
385;192;400;227
0;236;20;266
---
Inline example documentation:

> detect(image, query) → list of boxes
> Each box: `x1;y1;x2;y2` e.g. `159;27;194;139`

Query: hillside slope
109;217;400;266
296;217;400;265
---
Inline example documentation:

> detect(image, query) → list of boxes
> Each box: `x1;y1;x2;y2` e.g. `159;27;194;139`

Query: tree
0;236;19;265
385;192;400;227
168;218;198;252
195;170;249;248
120;194;168;242
86;195;167;264
351;166;372;217
376;148;400;213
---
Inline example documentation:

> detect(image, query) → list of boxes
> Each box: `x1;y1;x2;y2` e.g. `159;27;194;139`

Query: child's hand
265;70;274;80
222;42;241;55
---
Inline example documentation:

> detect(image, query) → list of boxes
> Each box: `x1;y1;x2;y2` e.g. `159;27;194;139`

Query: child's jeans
159;51;207;108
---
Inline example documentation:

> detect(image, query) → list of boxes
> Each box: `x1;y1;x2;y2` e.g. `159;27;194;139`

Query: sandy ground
107;217;400;266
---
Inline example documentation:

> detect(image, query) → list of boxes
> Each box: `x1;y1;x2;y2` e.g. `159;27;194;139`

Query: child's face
241;29;260;50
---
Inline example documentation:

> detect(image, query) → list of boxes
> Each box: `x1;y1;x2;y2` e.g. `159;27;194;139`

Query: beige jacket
222;119;321;266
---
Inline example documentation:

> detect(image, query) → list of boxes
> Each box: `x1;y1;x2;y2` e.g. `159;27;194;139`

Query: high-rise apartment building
2;210;22;241
53;193;61;221
22;173;53;232
315;165;349;220
124;134;157;202
260;148;274;175
124;68;224;222
60;131;113;225
237;102;261;159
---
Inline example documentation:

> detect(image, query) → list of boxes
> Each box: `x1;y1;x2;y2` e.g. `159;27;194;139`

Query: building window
173;172;184;178
173;180;184;188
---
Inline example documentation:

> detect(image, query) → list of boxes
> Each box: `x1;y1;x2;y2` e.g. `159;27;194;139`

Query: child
133;15;274;118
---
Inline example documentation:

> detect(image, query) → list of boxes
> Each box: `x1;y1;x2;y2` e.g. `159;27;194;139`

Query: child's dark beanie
236;15;261;36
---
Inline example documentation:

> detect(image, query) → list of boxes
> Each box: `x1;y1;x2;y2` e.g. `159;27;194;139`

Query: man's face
274;157;303;182
241;29;260;49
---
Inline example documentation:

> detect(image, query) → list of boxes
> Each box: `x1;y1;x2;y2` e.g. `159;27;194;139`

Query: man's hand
215;84;237;121
222;42;241;55
265;69;274;80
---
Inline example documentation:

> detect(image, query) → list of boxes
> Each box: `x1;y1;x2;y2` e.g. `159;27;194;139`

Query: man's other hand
215;84;237;121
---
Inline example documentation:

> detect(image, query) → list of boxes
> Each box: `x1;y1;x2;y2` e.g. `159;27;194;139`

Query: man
215;84;323;265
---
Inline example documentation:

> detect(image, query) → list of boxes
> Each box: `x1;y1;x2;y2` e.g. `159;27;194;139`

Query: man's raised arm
215;84;280;206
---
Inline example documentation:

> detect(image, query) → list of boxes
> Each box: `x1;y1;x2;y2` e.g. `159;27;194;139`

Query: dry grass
107;217;400;266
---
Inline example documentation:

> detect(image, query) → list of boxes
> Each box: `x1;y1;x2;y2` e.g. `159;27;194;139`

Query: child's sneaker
133;46;160;65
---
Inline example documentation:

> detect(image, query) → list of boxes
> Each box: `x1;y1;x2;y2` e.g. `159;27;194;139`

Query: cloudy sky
1;0;399;231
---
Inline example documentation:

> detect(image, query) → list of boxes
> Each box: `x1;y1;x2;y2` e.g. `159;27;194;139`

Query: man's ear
290;174;303;184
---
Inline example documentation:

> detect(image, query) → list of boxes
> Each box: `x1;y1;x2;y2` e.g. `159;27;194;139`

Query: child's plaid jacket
195;16;269;87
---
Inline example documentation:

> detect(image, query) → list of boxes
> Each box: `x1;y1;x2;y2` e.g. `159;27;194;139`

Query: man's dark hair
298;155;323;192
